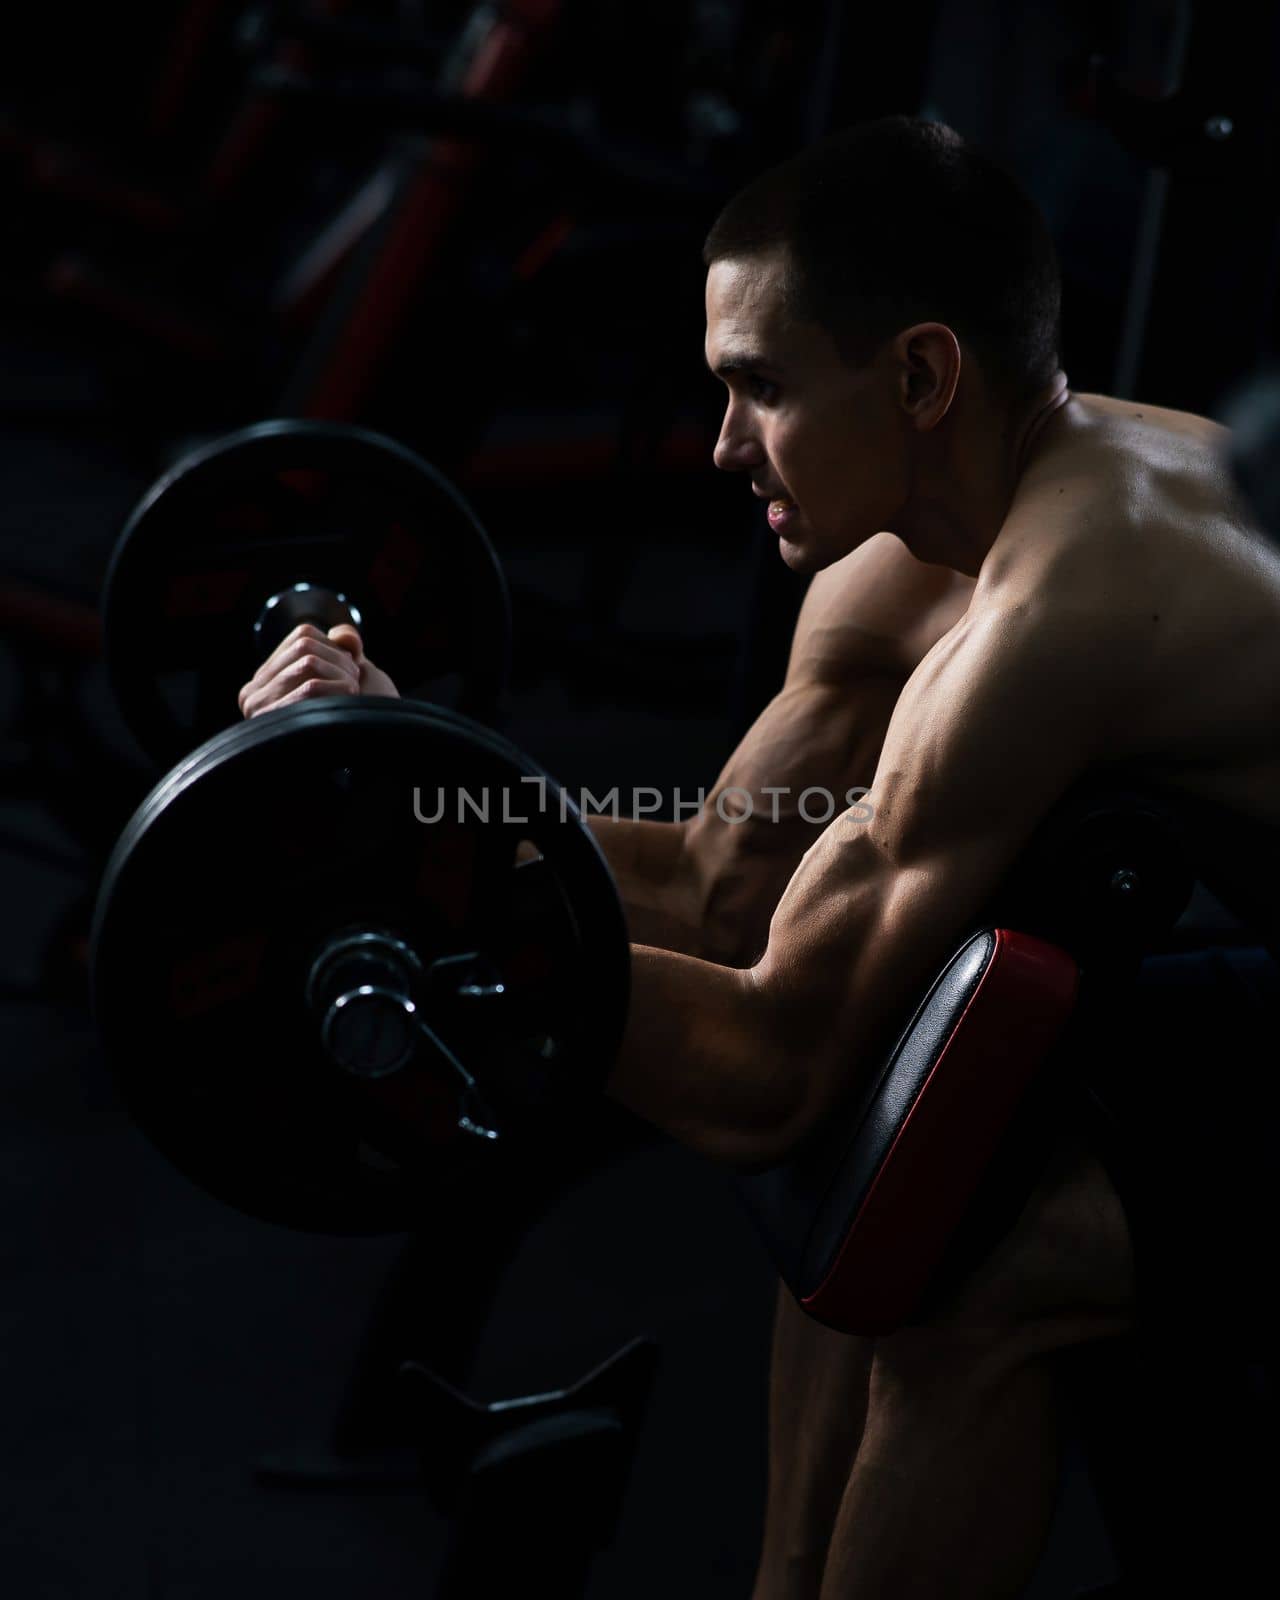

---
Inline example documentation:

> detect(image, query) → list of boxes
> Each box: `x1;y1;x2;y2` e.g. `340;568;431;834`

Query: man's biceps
763;848;886;977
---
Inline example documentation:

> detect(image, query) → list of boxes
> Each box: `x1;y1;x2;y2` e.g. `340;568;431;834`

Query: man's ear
894;323;961;429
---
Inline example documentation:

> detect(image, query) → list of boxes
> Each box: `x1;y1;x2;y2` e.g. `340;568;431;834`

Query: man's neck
894;370;1073;576
1010;371;1071;482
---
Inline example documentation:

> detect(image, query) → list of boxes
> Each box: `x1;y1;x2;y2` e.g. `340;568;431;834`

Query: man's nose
713;405;764;473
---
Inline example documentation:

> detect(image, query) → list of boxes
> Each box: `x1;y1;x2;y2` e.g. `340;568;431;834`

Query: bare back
974;394;1280;826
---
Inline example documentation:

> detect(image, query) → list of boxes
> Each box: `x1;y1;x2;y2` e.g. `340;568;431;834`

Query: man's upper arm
753;601;1125;1129
582;546;912;963
685;537;966;964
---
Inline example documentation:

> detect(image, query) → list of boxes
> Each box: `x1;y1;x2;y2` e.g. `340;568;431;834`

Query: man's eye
749;376;779;403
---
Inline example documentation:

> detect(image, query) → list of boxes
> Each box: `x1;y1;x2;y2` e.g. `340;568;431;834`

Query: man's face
704;252;904;571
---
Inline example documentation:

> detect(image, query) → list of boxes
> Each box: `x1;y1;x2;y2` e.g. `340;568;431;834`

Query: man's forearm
604;943;810;1167
584;815;706;956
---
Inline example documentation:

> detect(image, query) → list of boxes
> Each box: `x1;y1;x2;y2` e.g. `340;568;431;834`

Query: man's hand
237;623;400;718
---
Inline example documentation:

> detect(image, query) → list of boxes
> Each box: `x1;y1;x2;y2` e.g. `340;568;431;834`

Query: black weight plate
90;698;629;1233
103;420;511;767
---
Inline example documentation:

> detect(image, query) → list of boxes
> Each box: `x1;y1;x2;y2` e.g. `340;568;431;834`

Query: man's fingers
327;623;365;661
242;672;358;718
236;623;368;720
239;649;355;714
238;630;359;710
240;654;359;717
254;621;327;679
251;623;357;686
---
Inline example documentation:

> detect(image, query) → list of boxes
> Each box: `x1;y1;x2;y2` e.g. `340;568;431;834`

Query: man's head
702;116;1063;571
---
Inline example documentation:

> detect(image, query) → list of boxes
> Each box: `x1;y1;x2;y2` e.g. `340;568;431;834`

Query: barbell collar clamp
307;929;424;1010
308;928;426;1079
321;986;420;1078
252;582;363;657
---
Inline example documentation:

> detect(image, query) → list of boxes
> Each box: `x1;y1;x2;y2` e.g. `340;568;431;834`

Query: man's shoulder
1017;408;1269;591
789;533;975;686
1073;390;1229;445
985;399;1242;619
1023;393;1237;543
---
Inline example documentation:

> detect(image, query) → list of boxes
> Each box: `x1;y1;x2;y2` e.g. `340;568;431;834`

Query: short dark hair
703;116;1062;404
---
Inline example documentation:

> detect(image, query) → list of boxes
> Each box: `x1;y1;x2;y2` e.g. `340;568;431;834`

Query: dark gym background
2;2;1275;1595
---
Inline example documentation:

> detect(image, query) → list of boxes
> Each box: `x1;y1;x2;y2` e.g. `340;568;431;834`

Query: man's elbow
604;948;837;1170
680;972;832;1170
699;1109;820;1172
727;956;860;1167
673;1104;814;1172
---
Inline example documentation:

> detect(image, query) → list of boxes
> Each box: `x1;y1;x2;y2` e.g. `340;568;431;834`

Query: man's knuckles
303;672;346;695
256;642;356;689
289;652;340;683
256;623;334;675
238;627;361;720
286;676;353;705
244;674;355;717
255;622;313;664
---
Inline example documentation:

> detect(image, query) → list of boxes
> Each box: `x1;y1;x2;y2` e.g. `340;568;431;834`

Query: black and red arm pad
736;928;1080;1335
